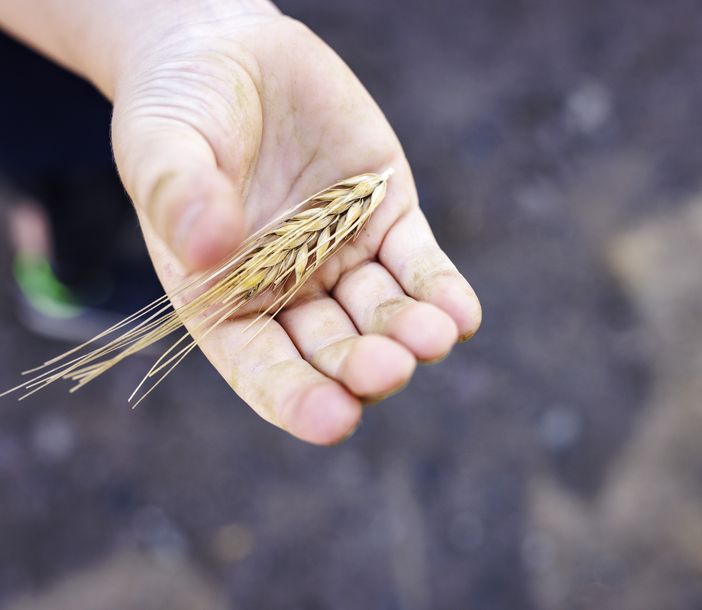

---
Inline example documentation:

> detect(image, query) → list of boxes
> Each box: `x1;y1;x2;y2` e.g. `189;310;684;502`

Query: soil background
2;0;702;608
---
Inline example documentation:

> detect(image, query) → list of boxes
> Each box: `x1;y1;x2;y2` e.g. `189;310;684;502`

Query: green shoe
12;253;84;319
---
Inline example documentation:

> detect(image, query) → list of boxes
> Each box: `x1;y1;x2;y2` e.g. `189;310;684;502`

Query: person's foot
7;200;160;343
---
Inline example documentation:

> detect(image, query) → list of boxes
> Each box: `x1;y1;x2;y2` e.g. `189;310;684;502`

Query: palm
236;20;410;279
112;16;480;444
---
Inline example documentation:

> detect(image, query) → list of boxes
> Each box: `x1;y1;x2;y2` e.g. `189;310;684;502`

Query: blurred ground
2;0;702;608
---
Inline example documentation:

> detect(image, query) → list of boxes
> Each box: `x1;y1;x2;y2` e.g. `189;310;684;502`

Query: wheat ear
2;168;394;406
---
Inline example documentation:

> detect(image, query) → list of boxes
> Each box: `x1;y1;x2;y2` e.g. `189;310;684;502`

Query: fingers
112;114;245;271
380;208;482;341
277;295;416;399
201;314;362;445
137;224;361;446
333;262;459;361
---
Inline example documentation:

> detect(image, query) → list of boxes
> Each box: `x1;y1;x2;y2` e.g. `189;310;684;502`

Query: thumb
112;114;246;271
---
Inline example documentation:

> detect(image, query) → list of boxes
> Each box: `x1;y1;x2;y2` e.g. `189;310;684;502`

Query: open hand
111;5;481;444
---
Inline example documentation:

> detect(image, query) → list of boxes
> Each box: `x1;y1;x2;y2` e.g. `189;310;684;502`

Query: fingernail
361;378;412;406
458;308;482;342
332;419;362;445
173;200;206;262
419;349;453;364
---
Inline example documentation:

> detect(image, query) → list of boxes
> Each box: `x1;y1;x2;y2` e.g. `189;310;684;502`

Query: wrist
69;0;280;99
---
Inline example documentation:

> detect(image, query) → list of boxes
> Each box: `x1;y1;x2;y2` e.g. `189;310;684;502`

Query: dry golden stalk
3;168;394;406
